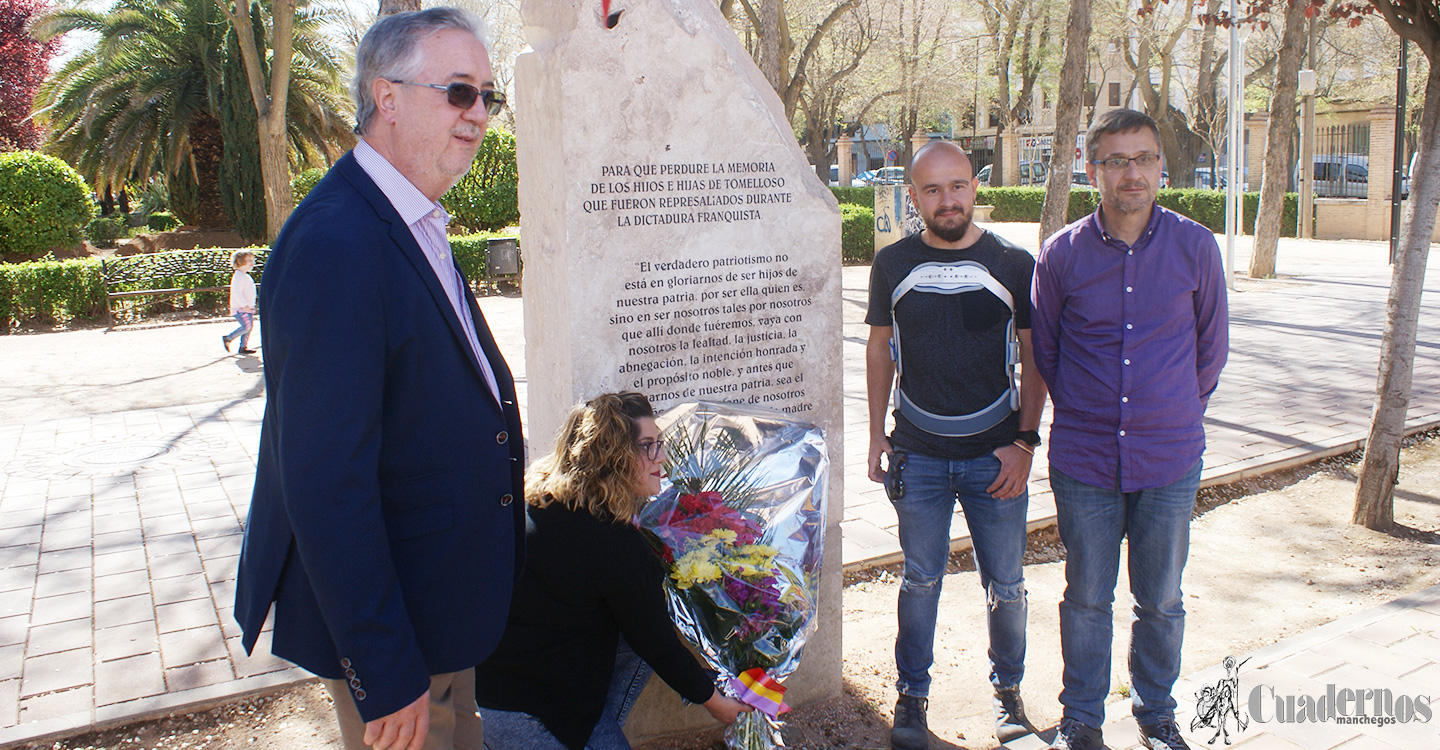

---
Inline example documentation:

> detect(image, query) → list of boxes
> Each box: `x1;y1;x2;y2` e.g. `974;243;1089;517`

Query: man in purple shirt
1031;109;1228;750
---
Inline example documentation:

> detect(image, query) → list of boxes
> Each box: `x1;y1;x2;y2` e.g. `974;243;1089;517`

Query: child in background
222;250;258;355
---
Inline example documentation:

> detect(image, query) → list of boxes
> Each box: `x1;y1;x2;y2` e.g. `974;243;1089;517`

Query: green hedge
971;186;1297;237
148;212;181;231
841;203;875;264
451;231;519;284
0;151;96;259
86;216;128;247
830;186;874;207
0;258;106;328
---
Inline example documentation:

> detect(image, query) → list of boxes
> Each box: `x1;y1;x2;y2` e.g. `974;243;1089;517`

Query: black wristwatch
1016;430;1041;447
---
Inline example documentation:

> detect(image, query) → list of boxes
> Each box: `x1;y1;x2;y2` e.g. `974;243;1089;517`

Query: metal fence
1309;123;1371;199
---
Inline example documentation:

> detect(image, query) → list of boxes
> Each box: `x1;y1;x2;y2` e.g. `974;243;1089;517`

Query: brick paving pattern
0;229;1436;746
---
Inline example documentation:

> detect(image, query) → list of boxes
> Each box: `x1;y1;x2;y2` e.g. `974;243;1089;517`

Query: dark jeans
1050;460;1202;728
889;450;1029;697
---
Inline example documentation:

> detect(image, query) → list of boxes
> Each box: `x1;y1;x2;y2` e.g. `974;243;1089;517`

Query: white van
1298;155;1369;198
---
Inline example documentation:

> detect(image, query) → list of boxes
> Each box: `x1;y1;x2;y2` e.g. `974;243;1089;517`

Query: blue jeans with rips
224;311;254;350
888;450;1029;697
1049;460;1202;729
479;638;653;750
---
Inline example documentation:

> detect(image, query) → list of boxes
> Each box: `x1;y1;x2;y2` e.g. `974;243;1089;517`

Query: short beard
925;213;972;243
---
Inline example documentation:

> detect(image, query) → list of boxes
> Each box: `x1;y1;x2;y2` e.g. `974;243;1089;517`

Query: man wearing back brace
866;140;1048;749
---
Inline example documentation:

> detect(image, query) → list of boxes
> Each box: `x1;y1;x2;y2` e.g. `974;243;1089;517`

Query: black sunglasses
388;80;506;115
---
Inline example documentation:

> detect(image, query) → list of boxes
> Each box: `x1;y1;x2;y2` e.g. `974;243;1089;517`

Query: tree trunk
1250;0;1307;278
1353;63;1440;529
758;0;782;91
378;0;420;17
1039;0;1090;244
220;0;296;242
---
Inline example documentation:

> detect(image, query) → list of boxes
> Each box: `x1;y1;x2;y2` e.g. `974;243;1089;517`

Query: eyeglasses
637;439;665;462
1090;153;1161;171
387;80;506;115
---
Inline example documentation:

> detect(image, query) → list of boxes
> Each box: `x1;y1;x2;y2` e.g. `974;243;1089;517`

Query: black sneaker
237;348;256;355
993;686;1035;742
1048;717;1102;750
890;694;929;750
1138;719;1192;750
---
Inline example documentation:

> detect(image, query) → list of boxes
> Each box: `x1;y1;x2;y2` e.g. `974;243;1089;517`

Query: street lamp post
1224;0;1241;290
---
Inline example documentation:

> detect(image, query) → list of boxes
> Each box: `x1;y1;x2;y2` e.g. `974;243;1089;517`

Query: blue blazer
234;151;526;723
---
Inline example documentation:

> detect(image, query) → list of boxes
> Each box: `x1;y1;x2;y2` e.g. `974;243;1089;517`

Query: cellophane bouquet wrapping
638;400;829;750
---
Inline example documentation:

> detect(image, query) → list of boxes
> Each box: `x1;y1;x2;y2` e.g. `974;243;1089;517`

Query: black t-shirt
865;229;1035;460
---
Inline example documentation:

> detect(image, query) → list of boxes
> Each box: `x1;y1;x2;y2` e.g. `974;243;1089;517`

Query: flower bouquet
638;400;829;750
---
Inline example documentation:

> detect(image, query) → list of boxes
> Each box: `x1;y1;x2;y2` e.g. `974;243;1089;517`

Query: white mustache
452;127;482;140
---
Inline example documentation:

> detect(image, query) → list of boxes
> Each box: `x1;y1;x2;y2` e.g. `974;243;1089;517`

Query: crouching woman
475;392;750;749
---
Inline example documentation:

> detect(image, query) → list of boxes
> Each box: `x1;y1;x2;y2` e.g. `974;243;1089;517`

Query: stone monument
514;0;844;740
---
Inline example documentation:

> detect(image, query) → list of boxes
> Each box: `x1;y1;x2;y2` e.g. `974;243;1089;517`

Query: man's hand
868;435;894;483
987;443;1033;499
363;690;429;750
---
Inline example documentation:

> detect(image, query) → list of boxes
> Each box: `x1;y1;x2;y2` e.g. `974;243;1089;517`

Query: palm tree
33;0;354;230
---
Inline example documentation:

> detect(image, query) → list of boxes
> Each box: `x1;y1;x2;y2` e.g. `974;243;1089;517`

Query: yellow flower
672;548;724;589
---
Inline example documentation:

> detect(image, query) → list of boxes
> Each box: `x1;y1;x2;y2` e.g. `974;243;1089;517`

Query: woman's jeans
224;311;254;350
479;639;653;750
888;450;1028;697
1049;460;1202;729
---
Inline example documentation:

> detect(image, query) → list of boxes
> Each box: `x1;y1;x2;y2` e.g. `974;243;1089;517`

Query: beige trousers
322;669;483;750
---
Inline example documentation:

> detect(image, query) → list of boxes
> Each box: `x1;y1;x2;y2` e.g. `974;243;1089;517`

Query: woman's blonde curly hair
527;391;656;523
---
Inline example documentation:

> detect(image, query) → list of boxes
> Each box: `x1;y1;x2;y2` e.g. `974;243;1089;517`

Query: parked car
974;162;1047;187
854;169;878;185
1296;155;1371;199
1071;170;1093;188
868;166;908;185
827;164;866;187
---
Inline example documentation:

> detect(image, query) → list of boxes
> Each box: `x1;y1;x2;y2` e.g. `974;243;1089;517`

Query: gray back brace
890;261;1020;437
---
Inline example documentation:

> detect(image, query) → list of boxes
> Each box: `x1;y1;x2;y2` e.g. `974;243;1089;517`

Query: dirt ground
20;436;1440;750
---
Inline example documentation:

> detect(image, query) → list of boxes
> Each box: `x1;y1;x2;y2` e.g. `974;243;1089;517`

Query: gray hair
1085;108;1161;162
351;7;492;136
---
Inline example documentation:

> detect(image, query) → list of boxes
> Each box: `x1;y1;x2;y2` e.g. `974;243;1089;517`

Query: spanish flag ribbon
728;668;791;718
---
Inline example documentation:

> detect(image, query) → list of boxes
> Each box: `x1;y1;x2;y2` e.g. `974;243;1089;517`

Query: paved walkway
1003;583;1440;749
0;227;1437;746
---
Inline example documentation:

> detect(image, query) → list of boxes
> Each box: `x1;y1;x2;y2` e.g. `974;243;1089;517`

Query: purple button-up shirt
353;140;501;405
1031;205;1228;492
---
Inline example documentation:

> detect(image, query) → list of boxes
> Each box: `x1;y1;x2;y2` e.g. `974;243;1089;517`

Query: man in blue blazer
234;9;522;750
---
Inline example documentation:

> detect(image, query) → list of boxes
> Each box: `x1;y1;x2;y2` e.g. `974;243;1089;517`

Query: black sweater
473;502;716;749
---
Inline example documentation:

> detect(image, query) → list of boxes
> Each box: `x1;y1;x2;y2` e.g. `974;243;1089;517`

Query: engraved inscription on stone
582;160;792;228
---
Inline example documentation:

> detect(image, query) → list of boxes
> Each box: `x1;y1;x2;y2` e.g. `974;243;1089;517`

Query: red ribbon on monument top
728;668;792;718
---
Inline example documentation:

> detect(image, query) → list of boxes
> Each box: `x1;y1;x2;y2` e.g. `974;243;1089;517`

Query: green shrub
0;257;106;329
1066;190;1101;223
86;216;128;247
443;129;520;231
148;212;181;231
0;151;96;259
292;167;327;203
840;203;875;264
451;231;517;284
970;185;1296;238
976;187;1045;222
830;186;875;207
